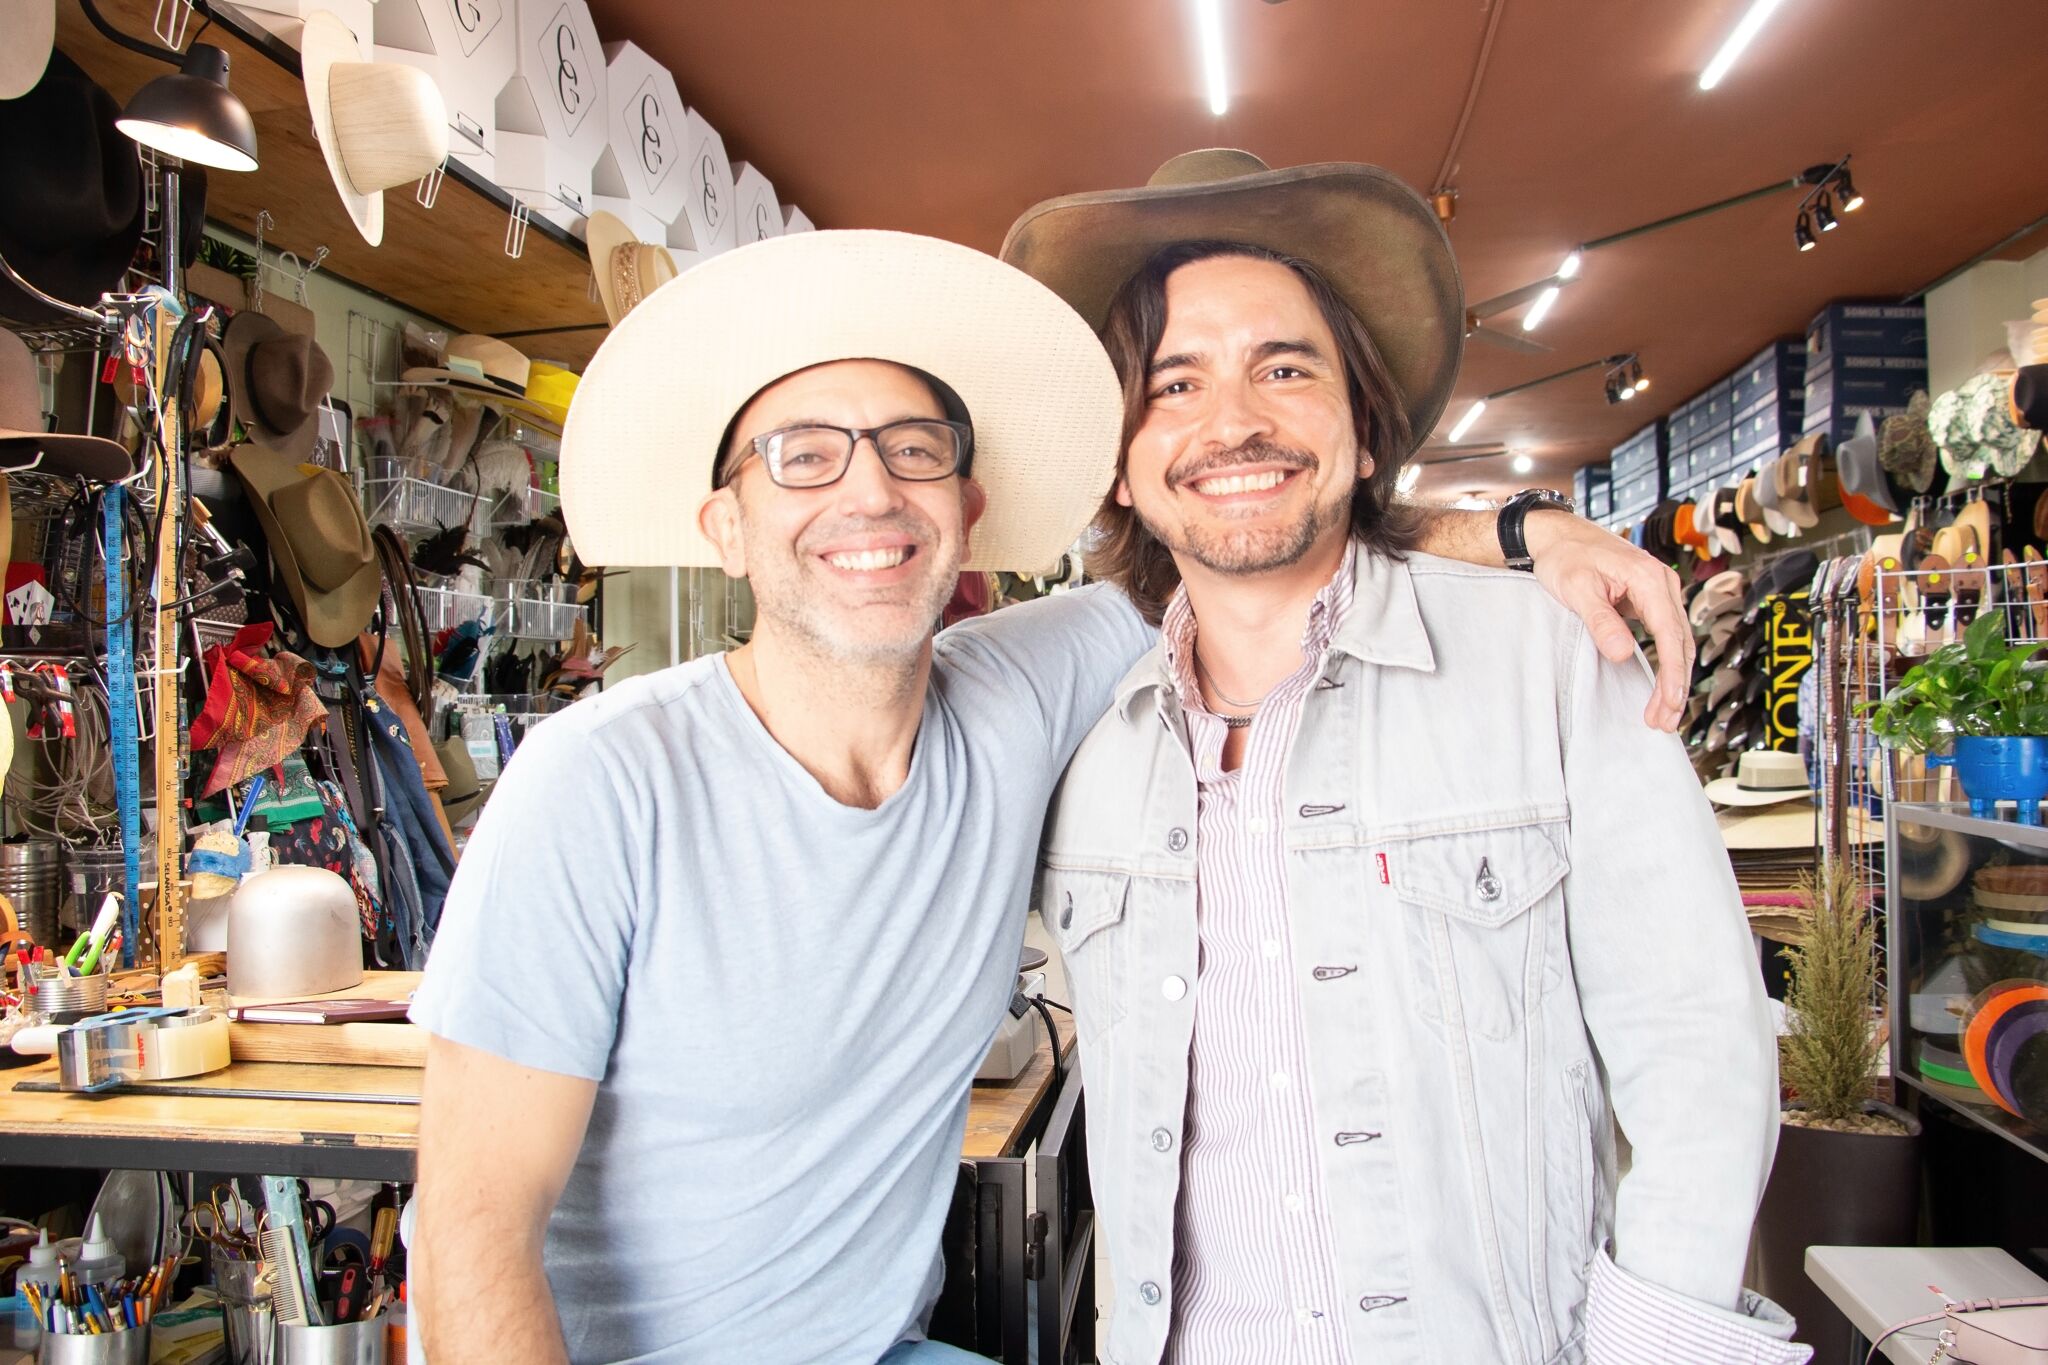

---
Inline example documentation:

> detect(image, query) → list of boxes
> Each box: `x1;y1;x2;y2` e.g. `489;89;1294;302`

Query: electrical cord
1027;995;1066;1075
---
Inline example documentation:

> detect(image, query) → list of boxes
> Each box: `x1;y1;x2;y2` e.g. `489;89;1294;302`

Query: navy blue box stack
1605;419;1666;525
1802;302;1928;446
1574;463;1611;522
1665;380;1735;504
1729;340;1806;472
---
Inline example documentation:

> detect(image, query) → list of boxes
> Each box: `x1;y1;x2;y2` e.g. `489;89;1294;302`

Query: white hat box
493;0;609;231
374;0;516;177
592;41;689;231
666;107;737;259
783;205;815;234
730;161;782;245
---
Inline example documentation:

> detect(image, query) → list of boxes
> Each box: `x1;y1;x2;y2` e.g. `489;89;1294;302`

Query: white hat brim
1703;777;1816;807
302;11;382;247
560;230;1123;572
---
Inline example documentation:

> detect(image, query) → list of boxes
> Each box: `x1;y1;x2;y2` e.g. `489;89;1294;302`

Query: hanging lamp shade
115;44;258;172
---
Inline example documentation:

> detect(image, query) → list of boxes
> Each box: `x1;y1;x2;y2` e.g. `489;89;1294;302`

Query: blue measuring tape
104;485;143;968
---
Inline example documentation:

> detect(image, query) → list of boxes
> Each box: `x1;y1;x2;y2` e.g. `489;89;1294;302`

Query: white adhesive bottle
71;1214;125;1289
14;1230;61;1346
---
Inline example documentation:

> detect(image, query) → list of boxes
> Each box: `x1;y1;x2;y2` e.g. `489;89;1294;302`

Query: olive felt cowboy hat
560;229;1123;572
229;446;381;648
999;149;1464;457
223;309;334;459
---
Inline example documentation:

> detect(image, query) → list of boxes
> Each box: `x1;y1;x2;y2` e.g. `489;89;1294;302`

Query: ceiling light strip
1194;0;1229;115
1699;0;1788;91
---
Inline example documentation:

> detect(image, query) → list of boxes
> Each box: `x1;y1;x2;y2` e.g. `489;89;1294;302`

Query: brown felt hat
0;328;136;481
1000;149;1463;457
230;445;380;648
224;309;333;459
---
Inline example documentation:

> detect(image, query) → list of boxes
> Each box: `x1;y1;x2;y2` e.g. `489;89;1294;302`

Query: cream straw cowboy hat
560;229;1122;572
302;11;449;248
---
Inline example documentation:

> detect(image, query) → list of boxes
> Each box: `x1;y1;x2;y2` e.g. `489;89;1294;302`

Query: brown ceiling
585;0;2047;498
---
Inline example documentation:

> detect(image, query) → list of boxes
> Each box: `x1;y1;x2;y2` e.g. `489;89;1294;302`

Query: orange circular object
1674;502;1707;548
1964;981;2048;1115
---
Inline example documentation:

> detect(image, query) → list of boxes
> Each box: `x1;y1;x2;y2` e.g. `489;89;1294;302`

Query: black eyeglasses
721;419;973;490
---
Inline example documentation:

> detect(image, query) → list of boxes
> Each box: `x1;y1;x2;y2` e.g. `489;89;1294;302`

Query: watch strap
1498;489;1576;572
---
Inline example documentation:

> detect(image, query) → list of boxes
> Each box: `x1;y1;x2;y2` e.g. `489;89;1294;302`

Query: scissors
294;1179;337;1247
186;1182;267;1258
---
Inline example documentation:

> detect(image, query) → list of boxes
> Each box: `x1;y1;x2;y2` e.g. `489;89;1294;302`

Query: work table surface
0;1013;1075;1179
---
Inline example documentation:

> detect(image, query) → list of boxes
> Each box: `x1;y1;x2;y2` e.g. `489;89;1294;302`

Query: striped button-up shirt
1158;542;1357;1365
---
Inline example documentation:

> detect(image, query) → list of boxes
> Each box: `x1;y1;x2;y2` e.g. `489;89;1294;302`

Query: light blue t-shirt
409;585;1149;1364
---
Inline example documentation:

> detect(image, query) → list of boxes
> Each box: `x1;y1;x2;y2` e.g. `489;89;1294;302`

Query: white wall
1926;244;2048;393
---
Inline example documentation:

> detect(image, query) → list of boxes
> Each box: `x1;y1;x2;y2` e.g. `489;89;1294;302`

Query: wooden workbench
0;1012;1074;1178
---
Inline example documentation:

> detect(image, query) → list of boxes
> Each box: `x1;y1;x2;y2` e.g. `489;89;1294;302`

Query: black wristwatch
1498;489;1576;572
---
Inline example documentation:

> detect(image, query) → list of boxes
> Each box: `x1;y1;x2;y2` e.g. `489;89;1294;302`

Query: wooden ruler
151;307;186;967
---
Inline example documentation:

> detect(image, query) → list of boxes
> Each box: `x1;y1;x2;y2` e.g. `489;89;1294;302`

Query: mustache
1169;440;1317;488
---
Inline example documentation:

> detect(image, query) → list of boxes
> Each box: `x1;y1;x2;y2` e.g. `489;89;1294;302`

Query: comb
261;1226;311;1327
261;1175;326;1327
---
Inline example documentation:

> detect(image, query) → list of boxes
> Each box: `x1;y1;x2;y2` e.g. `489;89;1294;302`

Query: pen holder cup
26;965;107;1024
213;1254;275;1365
272;1315;385;1365
37;1328;152;1365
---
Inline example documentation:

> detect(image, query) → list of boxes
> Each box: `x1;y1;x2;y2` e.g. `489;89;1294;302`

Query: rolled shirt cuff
1586;1244;1814;1365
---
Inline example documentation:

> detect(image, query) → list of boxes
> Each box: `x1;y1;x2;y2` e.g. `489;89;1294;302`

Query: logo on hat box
546;10;589;125
732;162;782;245
675;107;737;256
636;89;670;180
447;0;501;52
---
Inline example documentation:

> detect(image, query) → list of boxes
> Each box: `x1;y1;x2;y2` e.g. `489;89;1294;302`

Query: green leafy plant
1779;864;1884;1125
1863;613;2048;753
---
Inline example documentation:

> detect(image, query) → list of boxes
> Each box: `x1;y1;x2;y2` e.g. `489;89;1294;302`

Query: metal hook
505;198;532;260
151;0;196;50
416;159;446;210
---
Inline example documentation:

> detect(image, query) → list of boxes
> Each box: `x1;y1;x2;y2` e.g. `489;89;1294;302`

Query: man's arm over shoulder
1558;630;1809;1361
935;583;1154;762
414;1036;595;1365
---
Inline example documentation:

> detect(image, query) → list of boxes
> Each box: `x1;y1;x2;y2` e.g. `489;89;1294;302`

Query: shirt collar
1115;538;1436;722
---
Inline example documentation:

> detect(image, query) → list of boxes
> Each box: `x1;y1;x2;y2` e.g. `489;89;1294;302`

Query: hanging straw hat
586;210;680;326
1000;149;1463;458
301;10;451;248
0;0;54;101
560;229;1122;571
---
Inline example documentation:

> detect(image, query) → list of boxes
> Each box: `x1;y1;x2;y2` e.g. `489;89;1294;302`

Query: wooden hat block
667;107;738;261
329;63;451;195
730;161;784;246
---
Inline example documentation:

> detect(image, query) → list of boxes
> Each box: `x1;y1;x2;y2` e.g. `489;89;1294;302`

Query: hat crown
0;331;41;432
246;332;335;434
1736;748;1807;790
1145;148;1271;189
270;466;374;591
325;61;449;195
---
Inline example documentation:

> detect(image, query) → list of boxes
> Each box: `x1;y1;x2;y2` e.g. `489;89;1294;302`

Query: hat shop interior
0;0;2042;1361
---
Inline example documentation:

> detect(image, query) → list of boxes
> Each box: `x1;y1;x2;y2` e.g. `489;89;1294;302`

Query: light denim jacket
1039;548;1810;1365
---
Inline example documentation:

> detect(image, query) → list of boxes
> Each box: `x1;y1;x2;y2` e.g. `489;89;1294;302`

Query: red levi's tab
1376;852;1390;885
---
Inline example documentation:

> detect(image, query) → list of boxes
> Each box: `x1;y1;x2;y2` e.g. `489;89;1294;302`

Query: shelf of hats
1576;280;2048;1156
0;0;817;986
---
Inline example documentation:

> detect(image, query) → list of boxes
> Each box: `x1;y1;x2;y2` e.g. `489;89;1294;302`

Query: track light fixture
1791;156;1864;252
1815;192;1838;233
1795;212;1817;252
1836;168;1863;212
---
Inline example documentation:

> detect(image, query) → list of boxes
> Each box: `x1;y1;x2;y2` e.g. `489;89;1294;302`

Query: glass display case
1888;803;2048;1163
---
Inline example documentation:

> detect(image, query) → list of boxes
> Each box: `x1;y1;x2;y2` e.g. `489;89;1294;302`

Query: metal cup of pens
213;1250;276;1365
35;1327;152;1365
271;1316;385;1365
23;961;108;1023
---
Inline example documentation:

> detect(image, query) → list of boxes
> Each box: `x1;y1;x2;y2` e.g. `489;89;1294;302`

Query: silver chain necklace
1194;653;1264;730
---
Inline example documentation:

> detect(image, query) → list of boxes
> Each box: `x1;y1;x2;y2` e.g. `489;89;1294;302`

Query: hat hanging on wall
1878;391;1938;493
0;330;138;481
0;53;144;325
400;334;562;429
1704;749;1814;807
2017;366;2048;433
0;0;55;101
223;309;334;458
229;445;381;647
301;10;451;248
586;210;679;327
1836;411;1901;525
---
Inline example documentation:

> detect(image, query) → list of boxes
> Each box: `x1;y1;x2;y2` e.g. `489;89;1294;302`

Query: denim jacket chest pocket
1386;818;1571;1043
1041;866;1132;1046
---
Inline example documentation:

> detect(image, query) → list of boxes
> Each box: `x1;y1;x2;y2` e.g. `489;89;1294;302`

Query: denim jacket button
1150;1126;1173;1152
1166;827;1189;853
1161;975;1187;1002
1139;1281;1162;1306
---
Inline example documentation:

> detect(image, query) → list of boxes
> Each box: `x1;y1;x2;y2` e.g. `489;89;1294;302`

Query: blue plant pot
1928;736;2048;823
